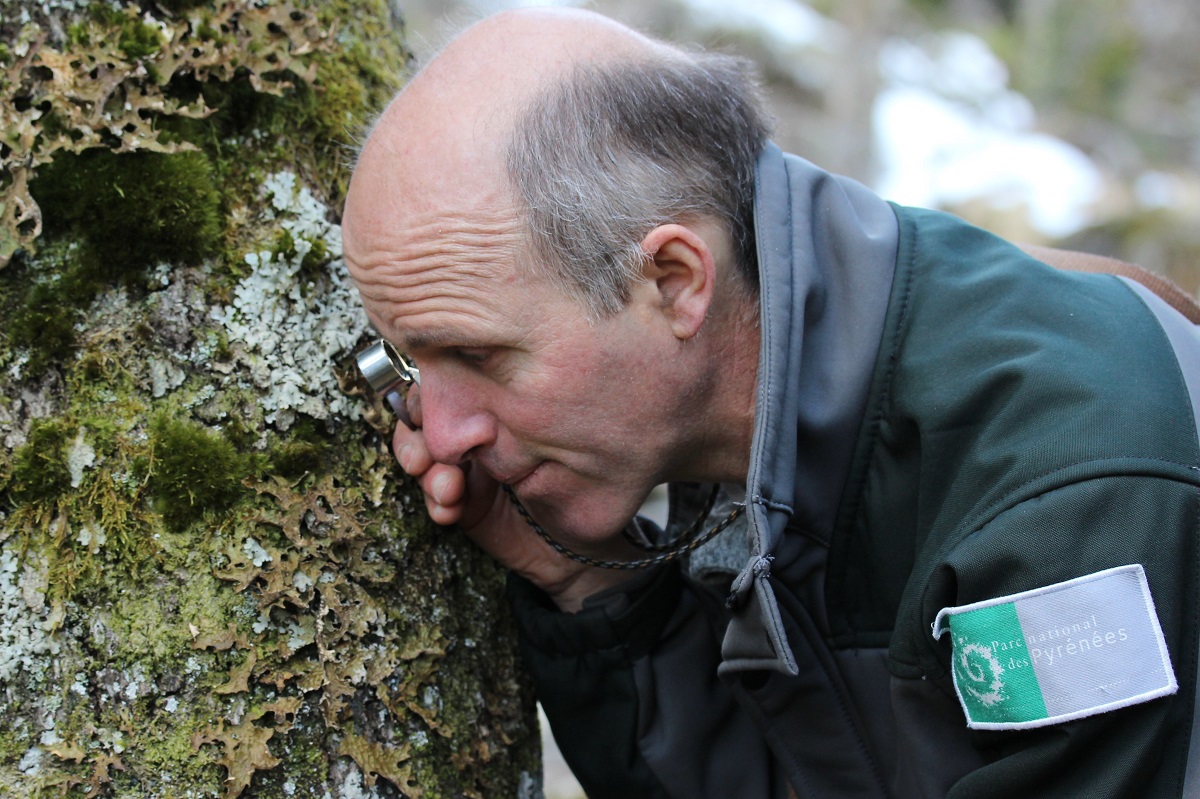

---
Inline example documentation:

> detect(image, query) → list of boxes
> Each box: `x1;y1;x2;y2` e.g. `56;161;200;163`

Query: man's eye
455;348;492;366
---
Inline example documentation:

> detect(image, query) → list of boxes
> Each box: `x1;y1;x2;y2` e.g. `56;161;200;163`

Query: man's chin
506;465;646;545
518;495;636;553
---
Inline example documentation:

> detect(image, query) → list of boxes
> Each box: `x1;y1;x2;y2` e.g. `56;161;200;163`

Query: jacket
508;142;1200;798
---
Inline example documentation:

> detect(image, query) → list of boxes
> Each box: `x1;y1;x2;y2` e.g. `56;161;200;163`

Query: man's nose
418;379;497;466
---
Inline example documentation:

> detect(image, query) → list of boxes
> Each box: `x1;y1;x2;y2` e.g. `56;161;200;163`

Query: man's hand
391;386;641;612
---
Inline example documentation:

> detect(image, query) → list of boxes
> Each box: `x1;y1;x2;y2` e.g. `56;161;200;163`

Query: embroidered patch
932;564;1177;730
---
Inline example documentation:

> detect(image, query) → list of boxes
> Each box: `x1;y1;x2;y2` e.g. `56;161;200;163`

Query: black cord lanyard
501;483;744;570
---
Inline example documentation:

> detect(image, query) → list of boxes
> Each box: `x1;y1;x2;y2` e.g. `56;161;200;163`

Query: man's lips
485;462;540;487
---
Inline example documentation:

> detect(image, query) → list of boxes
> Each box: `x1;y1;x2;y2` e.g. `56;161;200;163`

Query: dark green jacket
510;143;1200;798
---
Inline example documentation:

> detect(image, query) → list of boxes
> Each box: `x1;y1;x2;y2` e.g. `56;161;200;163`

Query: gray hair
505;50;773;317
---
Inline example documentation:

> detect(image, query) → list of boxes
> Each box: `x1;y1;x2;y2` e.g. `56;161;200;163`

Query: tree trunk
0;2;541;797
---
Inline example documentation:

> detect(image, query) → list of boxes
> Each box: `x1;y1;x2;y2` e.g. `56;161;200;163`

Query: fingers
392;420;430;474
420;464;466;522
391;397;467;524
390;384;426;475
406;383;422;429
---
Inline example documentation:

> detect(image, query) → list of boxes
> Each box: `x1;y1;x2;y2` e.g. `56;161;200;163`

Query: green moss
271;229;298;263
7;418;73;505
135;705;223;787
117;19;164;61
210;329;234;362
144;414;251;531
10;280;84;373
0;721;26;763
267;226;335;293
195;18;221;42
216;414;261;455
64;19;92;49
73;3;166;60
269;440;328;479
1;242;97;374
164;0;406;208
31;149;222;283
154;0;214;17
298;237;330;279
270;228;333;281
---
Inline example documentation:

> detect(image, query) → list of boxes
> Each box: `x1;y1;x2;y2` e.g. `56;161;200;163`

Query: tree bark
0;2;540;797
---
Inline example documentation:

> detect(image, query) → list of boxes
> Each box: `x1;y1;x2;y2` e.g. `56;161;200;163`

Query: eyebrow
400;327;493;353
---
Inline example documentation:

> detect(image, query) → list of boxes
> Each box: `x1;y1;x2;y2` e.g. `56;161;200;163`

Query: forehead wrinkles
349;208;536;341
350;211;526;298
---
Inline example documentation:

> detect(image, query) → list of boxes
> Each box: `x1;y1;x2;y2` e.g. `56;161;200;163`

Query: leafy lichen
0;0;340;268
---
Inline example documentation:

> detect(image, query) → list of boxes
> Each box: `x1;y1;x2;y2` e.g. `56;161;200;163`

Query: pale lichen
0;546;59;683
210;171;367;430
65;428;95;488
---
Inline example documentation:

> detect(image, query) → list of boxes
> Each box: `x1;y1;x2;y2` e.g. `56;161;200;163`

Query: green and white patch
932;564;1176;730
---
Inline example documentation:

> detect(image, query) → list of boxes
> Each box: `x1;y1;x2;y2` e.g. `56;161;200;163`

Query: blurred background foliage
400;0;1200;296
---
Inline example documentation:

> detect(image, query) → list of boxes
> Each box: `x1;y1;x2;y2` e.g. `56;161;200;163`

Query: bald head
356;9;662;200
403;8;665;122
345;8;771;320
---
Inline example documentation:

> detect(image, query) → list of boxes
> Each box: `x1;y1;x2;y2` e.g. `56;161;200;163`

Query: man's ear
638;223;717;340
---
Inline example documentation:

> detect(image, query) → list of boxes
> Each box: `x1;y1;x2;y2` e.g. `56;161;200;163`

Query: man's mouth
487;461;541;488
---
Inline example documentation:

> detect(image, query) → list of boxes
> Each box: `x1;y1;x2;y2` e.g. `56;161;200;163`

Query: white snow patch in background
873;33;1103;237
684;0;839;50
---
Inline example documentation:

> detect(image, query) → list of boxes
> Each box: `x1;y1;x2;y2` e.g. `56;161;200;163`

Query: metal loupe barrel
356;340;420;427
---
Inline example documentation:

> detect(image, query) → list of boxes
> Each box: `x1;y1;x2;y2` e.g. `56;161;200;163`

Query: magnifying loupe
355;339;420;428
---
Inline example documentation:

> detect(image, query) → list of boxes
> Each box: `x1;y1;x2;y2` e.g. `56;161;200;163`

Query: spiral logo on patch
955;640;1006;707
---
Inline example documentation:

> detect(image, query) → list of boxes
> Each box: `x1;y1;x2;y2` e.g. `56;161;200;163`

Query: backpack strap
1020;244;1200;325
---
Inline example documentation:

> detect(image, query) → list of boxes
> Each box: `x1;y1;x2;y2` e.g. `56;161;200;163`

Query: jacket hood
720;142;899;675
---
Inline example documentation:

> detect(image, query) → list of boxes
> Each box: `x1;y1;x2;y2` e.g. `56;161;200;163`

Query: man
342;8;1200;798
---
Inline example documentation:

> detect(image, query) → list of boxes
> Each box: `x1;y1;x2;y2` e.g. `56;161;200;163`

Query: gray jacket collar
720;142;899;675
